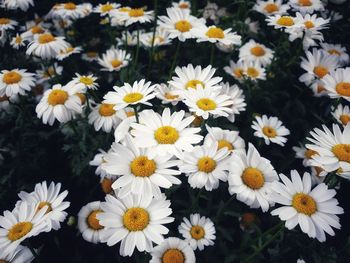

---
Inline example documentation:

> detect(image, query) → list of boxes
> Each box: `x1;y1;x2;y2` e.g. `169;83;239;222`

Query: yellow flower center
3;71;22;84
304;21;315;29
328;49;341;56
179;3;189;8
101;178;113;194
175;20;192;32
246;67;259;78
164;92;179;100
340;114;350;126
262;126;277;138
277;16;294;27
335;82;350;97
162;249;185;263
110;59;122;68
197;157;216;173
205;27;225;39
264;3;279;13
0;18;10;24
196;98;217;111
87;51;98;58
123;207;150;231
298;0;312;6
126;111;135;117
31;25;44;34
123;92;144;103
7;222;33;241
87;210;104;230
313;66;328;78
292;193;317;215
242;167;264;189
130;156;157;177
64;2;76;10
332;144;350;163
101;4;113;12
48;89;69;106
305;149;318;159
99;103;116;116
250;46;266;57
79;76;94;86
15;36;22;44
217;139;234;151
186;79;204;89
119;7;131;12
38;33;55;44
317;84;326;93
76;93;86;104
37;201;52;214
154;126;179;144
128;8;144;17
234;68;244;78
190;225;205;240
192;115;203;127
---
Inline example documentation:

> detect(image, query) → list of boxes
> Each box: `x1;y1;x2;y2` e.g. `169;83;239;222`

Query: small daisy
0;69;35;97
182;86;233;119
219;82;246;123
224;60;246;82
252;115;290;146
150;237;196;263
78;201;105;244
103;79;156;110
82;51;99;62
253;0;290;16
228;143;278;212
239;39;274;67
266;14;300;31
178;213;216;251
270;170;343;242
98;194;174;256
193;25;242;46
293;144;320;167
88;103;120;133
332;104;350;126
94;2;120;16
70;73;99;90
155;83;181;105
289;0;324;14
172;0;191;10
322;68;350;102
130;108;203;158
26;32;69;59
320;43;349;66
116;30;139;46
0;245;34;263
243;61;267;81
56;45;82;61
179;141;231;191
36;63;63;84
119;7;154;26
140;28;172;48
10;33;26;49
98;47;130;72
0;18;18;31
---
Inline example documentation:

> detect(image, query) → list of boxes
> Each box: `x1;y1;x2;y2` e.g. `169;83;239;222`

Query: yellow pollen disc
262;126;277;138
110;59;122;68
123;207;150;231
196;98;217;111
242;167;265;189
0;95;9;102
123;92;144;104
335;82;350;97
101;4;113;12
298;0;312;6
175;20;192;32
313;66;328;78
305;149;318;159
65;47;74;53
77;93;86;104
130;156;157;177
126;111;135;117
246;67;259;78
7;222;33;241
37;201;52;214
48;89;69;106
304;21;314;29
197;157;216;173
154;126;179;144
0;18;10;24
79;76;93;86
292;193;317;215
250;46;266;57
3;71;22;85
340;114;350;126
264;3;279;13
31;25;44;34
99;103;116;116
186;79;204;89
192;115;203;127
179;3;189;8
190;225;205;240
162;249;185;263
332;144;350;163
87;210;104;230
38;33;55;44
164;92;179;100
234;68;244;78
101;178;113;194
87;51;98;58
277;16;294;27
217;139;234;151
205;27;225;39
128;8;144;17
119;7;131;12
328;49;341;56
64;2;76;10
15;36;22;44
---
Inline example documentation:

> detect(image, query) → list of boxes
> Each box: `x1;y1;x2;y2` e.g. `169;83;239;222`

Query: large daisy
322;68;350;102
0;69;35;97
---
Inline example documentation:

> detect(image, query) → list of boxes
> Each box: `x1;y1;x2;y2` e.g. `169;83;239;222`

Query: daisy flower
252;115;290;146
158;7;205;42
10;33;26;49
150;237;196;263
36;63;63;84
17;181;70;231
182;86;233;119
266;14;300;31
332;104;350;126
289;0;324;14
224;60;246;82
0;69;35;97
35;83;83;125
253;0;290;16
0;245;34;263
193;25;241;46
130;108;203;158
0;202;49;254
116;30;139;46
270;170;343;242
114;108;137;143
243;61;267;81
179;141;231;191
228;143;278;212
320;43;349;66
94;2;120;16
140;28;172;48
56;45;82;61
98;194;174;256
88;102;120;132
78;201;105;244
103;79;156;110
51;2;88;20
322;68;350;102
239;39;274;67
220;82;246;122
155;83;180;105
119;7;154;26
82;51;99;62
178;213;216;251
102;135;181;198
0;18;18;31
293;145;319;167
20;24;47;42
172;0;191;10
26;32;69;59
70;73;99;90
90;149;112;179
2;0;34;11
98;47;130;72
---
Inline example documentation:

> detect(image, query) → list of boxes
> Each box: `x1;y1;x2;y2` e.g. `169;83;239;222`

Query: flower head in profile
98;47;130;72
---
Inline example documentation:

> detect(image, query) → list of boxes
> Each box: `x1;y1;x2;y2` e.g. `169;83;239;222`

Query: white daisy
332;104;350;126
266;14;300;31
0;69;35;97
193;25;241;46
36;63;63;84
0;18;18;31
320;43;349;66
10;33;26;49
140;28;172;48
114;108;137;143
90;149;112;179
98;194;174;256
322;68;350;102
239;39;274;66
118;8;154;26
2;0;34;11
70;73;99;90
179;141;231;191
219;82;246;123
116;30;139;46
293;145;319;167
289;0;324;14
178;213;216;251
224;60;246;82
98;47;130;72
88;103;120;133
172;0;191;10
0;245;34;263
82;51;99;62
56;45;82;61
94;2;120;16
253;0;290;16
228;143;279;212
26;33;69;59
252;115;290;146
155;83;181;105
270;170;343;242
243;61;267;81
50;2;88;20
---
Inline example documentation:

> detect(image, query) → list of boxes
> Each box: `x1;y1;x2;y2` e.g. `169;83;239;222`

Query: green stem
133;27;140;70
168;41;181;80
133;106;140;123
214;194;236;223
